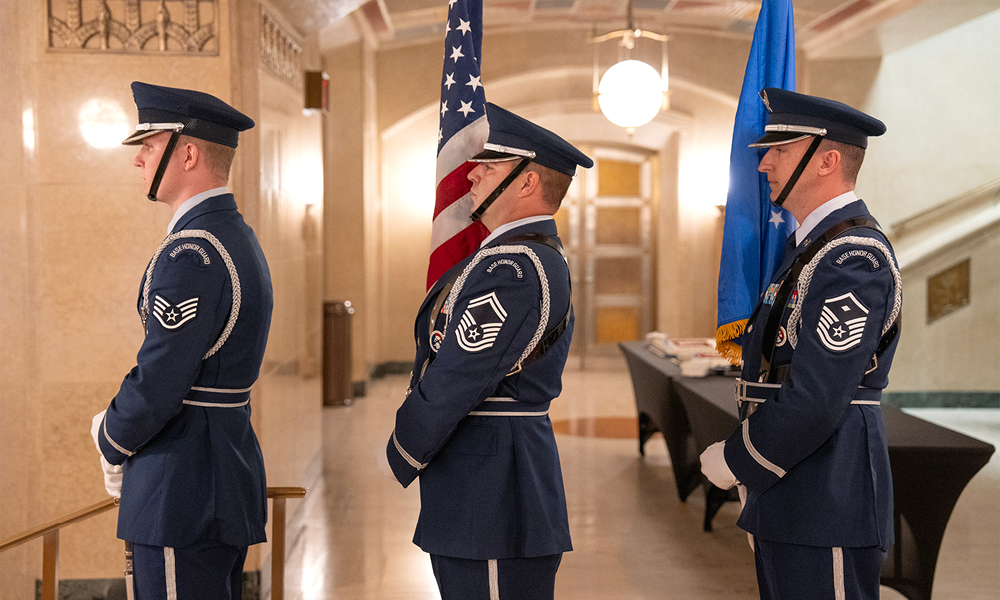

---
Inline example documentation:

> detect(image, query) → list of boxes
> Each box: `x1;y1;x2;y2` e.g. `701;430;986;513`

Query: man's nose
468;165;482;182
758;150;774;173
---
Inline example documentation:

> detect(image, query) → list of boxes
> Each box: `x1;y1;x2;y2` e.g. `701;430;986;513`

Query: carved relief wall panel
48;0;219;54
927;258;971;324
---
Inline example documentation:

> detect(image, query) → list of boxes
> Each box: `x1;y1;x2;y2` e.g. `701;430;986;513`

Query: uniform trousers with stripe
430;553;562;600
132;540;248;600
754;538;885;600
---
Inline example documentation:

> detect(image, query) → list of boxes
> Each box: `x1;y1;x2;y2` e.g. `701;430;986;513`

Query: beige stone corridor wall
0;1;324;597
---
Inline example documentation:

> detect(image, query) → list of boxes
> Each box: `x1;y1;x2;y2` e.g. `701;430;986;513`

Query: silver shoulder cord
443;244;551;373
140;229;242;359
787;235;902;350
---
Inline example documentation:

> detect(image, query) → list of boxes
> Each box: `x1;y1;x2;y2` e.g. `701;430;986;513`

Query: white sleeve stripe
392;430;427;470
742;419;785;478
103;418;135;457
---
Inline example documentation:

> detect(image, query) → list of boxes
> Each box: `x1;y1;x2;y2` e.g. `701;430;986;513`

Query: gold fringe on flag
716;319;747;365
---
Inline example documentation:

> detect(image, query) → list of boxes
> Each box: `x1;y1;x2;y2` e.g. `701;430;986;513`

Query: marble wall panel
322;41;370;382
0;0;327;590
890;227;1000;392
252;64;326;580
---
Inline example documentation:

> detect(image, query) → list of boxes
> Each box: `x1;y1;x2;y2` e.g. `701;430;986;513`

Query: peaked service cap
750;88;885;149
122;81;254;148
471;103;593;176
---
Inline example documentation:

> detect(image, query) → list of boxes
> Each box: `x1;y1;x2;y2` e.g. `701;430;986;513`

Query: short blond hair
180;135;235;182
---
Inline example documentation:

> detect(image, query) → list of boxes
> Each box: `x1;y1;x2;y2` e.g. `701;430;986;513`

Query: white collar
167;187;229;233
795;190;858;246
480;215;554;247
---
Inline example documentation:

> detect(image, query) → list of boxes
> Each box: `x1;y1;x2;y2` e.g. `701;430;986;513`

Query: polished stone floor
281;364;1000;600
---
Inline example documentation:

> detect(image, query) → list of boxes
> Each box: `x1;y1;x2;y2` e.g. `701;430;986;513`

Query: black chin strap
772;135;824;208
146;130;182;202
470;157;532;222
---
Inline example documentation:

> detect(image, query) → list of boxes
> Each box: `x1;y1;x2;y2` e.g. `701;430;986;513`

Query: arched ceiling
271;0;998;58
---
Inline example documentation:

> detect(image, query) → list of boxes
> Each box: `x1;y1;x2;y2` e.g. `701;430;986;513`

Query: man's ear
817;148;841;177
181;143;200;172
520;170;541;197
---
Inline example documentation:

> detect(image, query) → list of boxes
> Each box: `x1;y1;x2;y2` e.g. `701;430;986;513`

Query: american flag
426;0;490;290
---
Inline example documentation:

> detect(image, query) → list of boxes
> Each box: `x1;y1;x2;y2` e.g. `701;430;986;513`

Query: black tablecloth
620;341;994;600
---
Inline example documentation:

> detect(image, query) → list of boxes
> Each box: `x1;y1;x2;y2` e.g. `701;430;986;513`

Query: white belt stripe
488;559;500;600
164;547;178;600
468;410;549;417
743;420;786;478
182;399;250;408
393;430;427;470
833;547;845;600
190;385;253;393
741;398;880;405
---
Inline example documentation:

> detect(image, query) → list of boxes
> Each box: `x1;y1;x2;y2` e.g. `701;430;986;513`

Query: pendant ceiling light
592;0;669;132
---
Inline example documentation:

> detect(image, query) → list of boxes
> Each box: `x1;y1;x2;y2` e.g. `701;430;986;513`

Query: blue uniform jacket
724;199;900;549
97;193;273;549
386;219;573;560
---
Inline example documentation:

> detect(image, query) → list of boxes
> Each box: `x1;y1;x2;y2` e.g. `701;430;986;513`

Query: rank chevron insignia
817;291;868;352
153;294;199;330
456;292;507;352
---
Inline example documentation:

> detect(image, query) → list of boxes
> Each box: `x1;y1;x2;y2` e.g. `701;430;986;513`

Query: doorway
555;147;657;362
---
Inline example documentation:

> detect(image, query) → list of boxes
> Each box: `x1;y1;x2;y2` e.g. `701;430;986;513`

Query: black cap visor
749;131;814;148
122;122;184;146
470;149;522;163
470;143;536;163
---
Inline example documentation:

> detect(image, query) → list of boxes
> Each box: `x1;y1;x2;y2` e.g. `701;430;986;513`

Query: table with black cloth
620;341;995;600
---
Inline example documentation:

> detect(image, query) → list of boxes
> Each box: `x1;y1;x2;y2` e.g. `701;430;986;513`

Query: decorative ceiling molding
47;0;218;54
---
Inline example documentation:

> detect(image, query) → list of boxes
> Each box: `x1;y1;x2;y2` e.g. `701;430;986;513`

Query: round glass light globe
598;60;664;129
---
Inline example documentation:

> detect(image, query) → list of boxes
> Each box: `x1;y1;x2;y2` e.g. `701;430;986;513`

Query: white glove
738;484;754;552
700;441;738;490
91;410;106;454
376;442;395;480
101;455;123;498
92;409;122;498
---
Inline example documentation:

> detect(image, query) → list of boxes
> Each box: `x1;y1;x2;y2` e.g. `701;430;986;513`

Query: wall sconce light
592;0;669;132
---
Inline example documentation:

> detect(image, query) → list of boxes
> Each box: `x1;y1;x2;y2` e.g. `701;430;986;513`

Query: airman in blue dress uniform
701;88;902;600
90;82;272;600
379;103;593;600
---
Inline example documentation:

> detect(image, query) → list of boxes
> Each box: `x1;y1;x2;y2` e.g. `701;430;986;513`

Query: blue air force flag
817;291;868;352
456;292;506;352
715;0;797;363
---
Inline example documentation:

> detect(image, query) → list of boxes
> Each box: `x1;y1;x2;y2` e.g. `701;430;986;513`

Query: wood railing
0;486;307;600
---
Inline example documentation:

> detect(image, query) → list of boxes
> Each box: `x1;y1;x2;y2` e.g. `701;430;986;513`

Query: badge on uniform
153;294;198;329
817;291;868;352
786;289;799;309
430;330;444;352
456;292;507;352
764;282;781;305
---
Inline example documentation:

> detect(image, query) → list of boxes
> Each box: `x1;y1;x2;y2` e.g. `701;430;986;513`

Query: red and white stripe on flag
426;0;490;290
